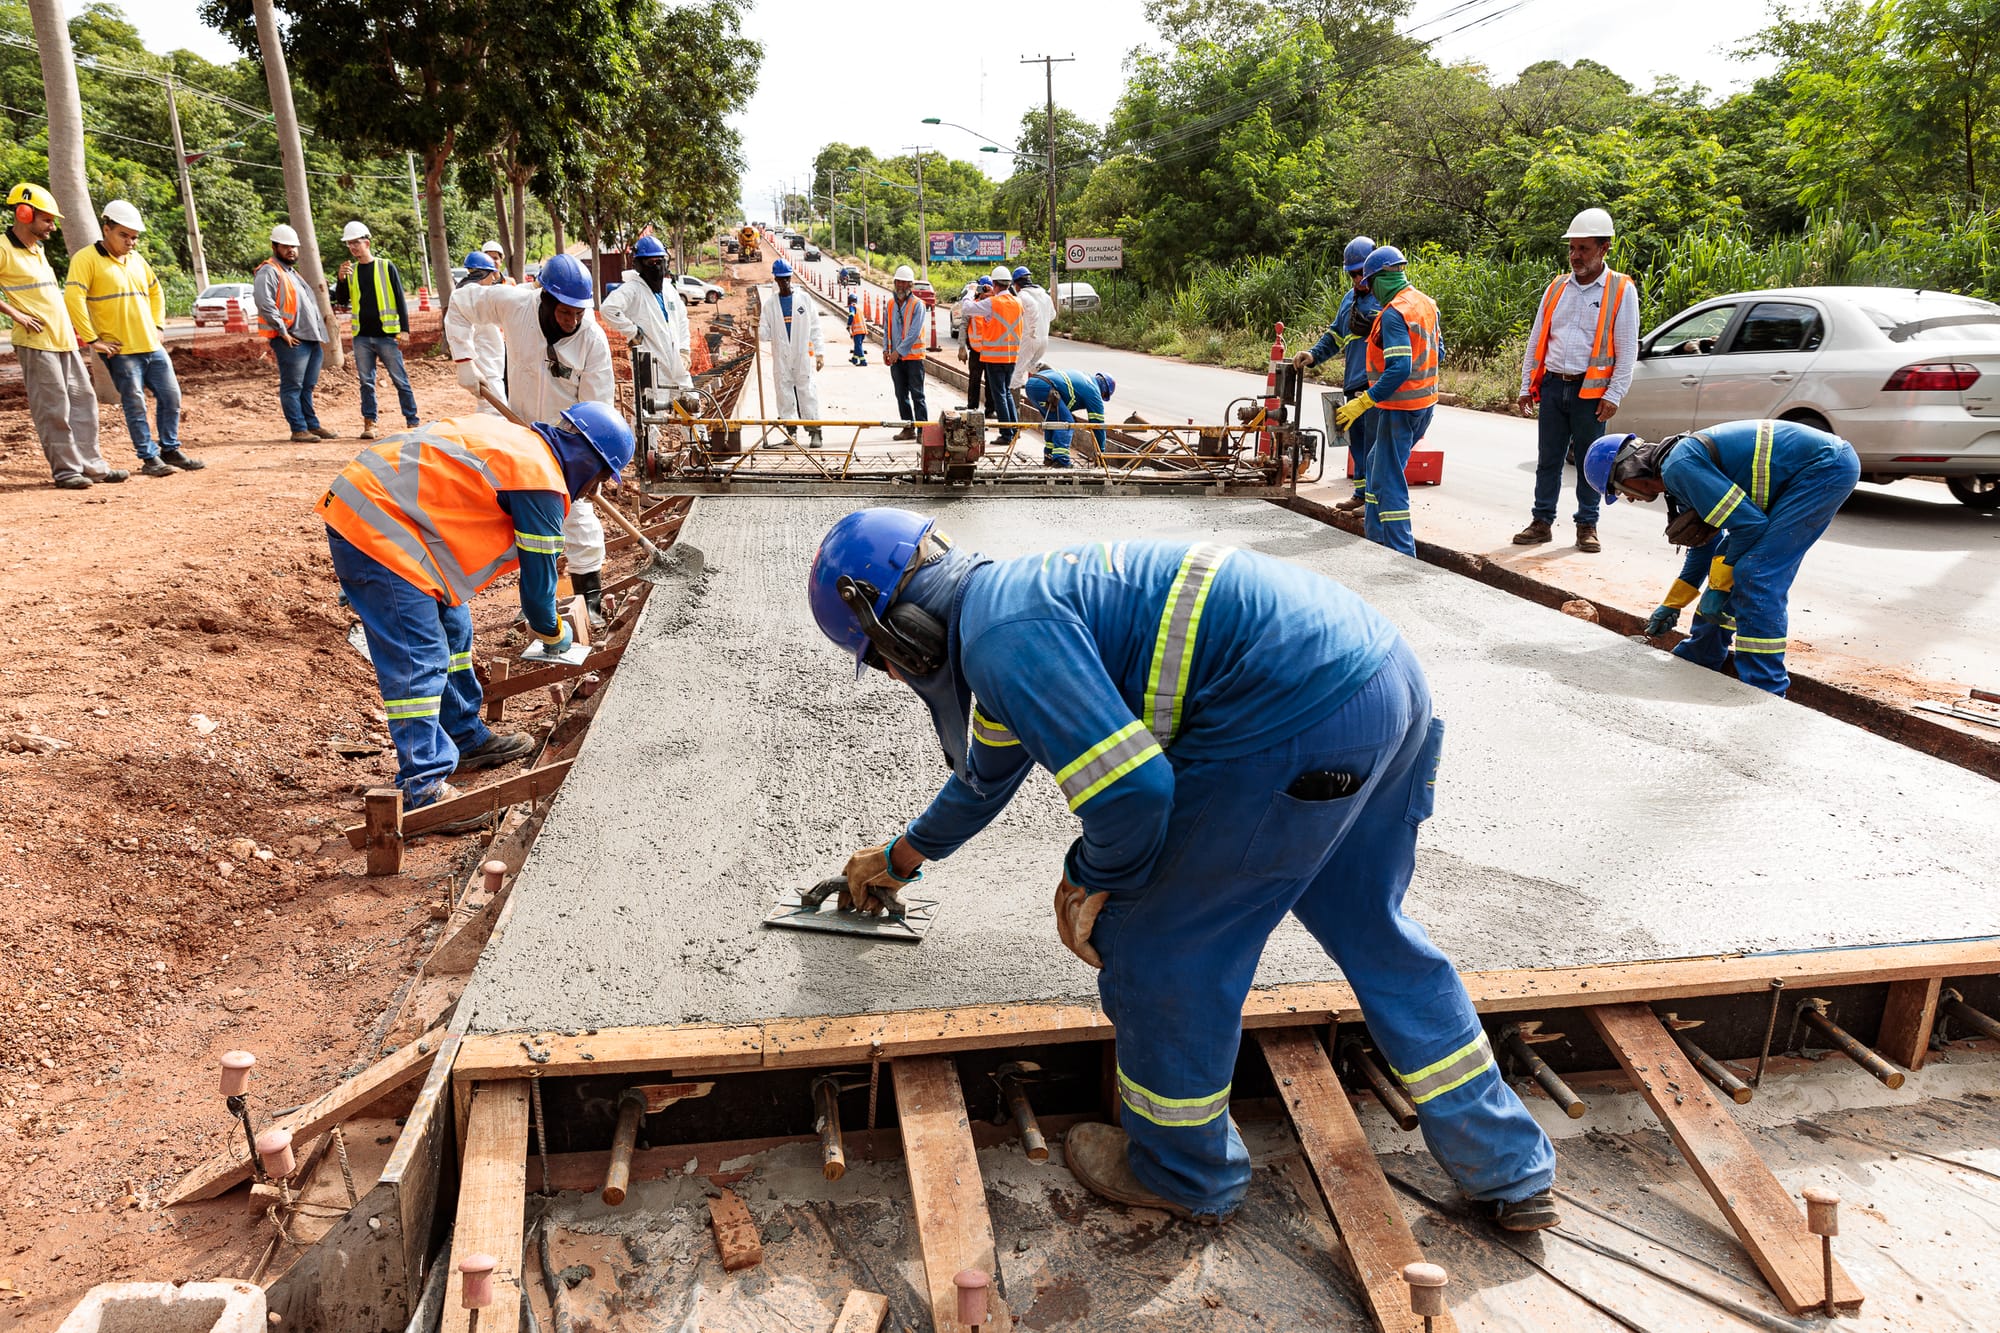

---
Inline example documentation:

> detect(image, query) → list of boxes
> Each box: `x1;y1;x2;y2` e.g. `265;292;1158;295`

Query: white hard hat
482;239;504;254
341;220;371;242
102;199;144;232
991;264;1013;283
270;223;300;246
1563;207;1615;239
893;264;915;282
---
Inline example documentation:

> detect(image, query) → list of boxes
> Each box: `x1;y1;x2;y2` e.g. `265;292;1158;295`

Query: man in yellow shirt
2;183;120;490
65;199;202;477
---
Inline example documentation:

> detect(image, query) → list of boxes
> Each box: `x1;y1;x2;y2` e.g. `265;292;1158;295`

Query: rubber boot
571;569;607;633
1063;1122;1222;1226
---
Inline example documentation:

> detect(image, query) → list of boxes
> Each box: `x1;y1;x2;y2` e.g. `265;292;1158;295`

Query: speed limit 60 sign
1064;237;1123;270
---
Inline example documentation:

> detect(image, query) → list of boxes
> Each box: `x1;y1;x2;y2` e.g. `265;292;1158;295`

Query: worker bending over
1294;236;1379;512
756;257;824;445
808;509;1558;1230
317;404;633;821
446;252;615;626
601;236;694;396
1586;418;1860;696
1334;246;1440;556
1022;369;1114;468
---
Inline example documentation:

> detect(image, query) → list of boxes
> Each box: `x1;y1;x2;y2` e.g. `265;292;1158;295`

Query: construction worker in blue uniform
1586;418;1859;696
1334;246;1440;556
316;402;634;822
1023;369;1114;468
1294;236;1380;512
807;507;1558;1230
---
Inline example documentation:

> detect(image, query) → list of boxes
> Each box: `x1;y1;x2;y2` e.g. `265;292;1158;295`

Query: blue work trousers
1672;446;1859;697
1366;407;1429;556
354;335;419;428
1531;376;1606;526
1344;402;1374;494
272;338;324;433
1089;638;1556;1217
326;528;493;805
1042;412;1105;468
890;359;928;424
983;362;1018;446
102;348;182;457
849;333;869;365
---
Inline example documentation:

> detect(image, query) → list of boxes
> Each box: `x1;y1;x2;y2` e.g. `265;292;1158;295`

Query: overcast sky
109;0;1782;225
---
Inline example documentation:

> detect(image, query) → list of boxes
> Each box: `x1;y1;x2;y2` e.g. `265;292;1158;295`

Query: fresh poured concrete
459;498;2000;1036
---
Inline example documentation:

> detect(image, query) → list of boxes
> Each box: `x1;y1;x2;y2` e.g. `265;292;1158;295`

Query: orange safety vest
316;417;570;606
889;294;925;348
1365;287;1440;411
256;257;300;340
969;290;1022;364
848;309;865;336
1525;269;1632;400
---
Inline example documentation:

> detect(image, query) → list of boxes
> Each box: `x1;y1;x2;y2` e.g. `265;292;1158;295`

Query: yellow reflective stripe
1704;486;1745;526
1392;1032;1496;1105
971;708;1018;747
514;530;564;554
1117;1066;1230;1127
1751;419;1774;509
1735;636;1788;653
1376;510;1411;521
448;651;474;673
382;694;442;719
1143;544;1233;742
1055;721;1163;811
1378;344;1412;357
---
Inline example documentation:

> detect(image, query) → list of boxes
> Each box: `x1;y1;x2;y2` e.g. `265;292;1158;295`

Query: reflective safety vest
344;260;402;335
1526;269;1631;400
889;295;924;348
256;257;300;340
848;308;865;336
969;291;1022;364
317;417;570;605
1366;286;1440;411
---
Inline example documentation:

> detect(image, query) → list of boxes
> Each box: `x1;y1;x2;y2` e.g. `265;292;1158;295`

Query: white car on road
1616;286;2000;508
675;274;724;305
1057;280;1100;313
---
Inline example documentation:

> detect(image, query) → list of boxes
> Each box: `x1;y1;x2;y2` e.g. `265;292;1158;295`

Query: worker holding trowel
806;508;1558;1231
316;403;633;826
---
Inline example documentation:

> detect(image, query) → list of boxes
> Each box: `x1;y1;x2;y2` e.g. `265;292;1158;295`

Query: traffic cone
418;287;432;312
1260;322;1286;460
224;298;247;334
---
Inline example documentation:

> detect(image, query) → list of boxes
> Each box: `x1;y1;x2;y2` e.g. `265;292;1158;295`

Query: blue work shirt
1024;370;1107;444
903;542;1399;894
1307;288;1381;392
494;489;568;637
1660;419;1852;566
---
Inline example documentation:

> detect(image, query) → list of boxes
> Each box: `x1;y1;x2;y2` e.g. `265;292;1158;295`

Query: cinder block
57;1280;267;1333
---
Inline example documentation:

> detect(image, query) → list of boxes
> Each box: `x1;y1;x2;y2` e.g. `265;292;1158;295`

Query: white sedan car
1616;286;2000;508
674;274;724;305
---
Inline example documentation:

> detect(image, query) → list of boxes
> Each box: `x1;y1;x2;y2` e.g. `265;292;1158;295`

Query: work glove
841;836;920;916
1334;391;1376;430
455;359;480;391
1644;604;1680;637
1054;875;1111;969
537;620;575;655
1707;557;1735;592
1662;578;1701;610
1696;588;1730;620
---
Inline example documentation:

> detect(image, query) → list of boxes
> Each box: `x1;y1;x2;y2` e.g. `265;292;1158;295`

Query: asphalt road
793;248;2000;701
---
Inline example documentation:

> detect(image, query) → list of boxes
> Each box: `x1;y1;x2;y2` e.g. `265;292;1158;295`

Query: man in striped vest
316;403;633;819
1513;208;1639;553
333;220;419;439
807;508;1558;1231
884;265;929;438
1334;245;1440;556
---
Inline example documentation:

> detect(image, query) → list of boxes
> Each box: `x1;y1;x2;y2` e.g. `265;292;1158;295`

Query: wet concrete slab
459;497;2000;1036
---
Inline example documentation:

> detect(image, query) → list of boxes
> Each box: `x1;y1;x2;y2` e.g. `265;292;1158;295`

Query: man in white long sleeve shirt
600;235;693;393
455;251;509;413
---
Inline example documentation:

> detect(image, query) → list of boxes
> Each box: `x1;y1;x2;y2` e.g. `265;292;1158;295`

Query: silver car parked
1616;286;2000;508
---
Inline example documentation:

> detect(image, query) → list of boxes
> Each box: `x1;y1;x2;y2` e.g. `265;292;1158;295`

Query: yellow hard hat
7;183;62;221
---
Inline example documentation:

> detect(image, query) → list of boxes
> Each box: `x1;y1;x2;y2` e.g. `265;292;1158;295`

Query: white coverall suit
756;284;824;426
1010;283;1056;393
600;272;693;391
445;283;616;576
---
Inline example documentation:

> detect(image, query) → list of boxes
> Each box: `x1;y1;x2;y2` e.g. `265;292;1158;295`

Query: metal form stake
1942;988;2000;1042
1803;1188;1839;1318
1403;1261;1448;1332
993;1062;1049;1161
954;1268;990;1331
1661;1015;1753;1104
601;1088;647;1205
812;1075;848;1182
1500;1023;1586;1119
1798;1000;1906;1088
1339;1036;1418;1131
1754;977;1786;1087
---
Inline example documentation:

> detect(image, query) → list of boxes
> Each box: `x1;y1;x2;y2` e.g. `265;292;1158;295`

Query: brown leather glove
841;840;916;916
1054;876;1111;969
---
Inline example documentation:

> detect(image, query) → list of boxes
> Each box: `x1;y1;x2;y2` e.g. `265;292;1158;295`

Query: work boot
290;430;317;443
571;570;606;632
311;426;339;440
1336;492;1367;512
160;448;206;471
361;419;377;440
414;782;496;836
1062;1122;1224;1226
54;475;92;490
1476;1191;1561;1233
1575;524;1601;553
1512;518;1553;545
808;429;824;446
892;426;917;442
139;457;176;478
94;468;129;483
456;731;536;773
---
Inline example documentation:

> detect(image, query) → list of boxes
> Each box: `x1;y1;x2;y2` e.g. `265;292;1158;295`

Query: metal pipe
1669;1028;1753;1104
600;1088;646;1205
1942;988;2000;1042
812;1076;847;1181
1340;1037;1418;1131
1753;977;1786;1087
1500;1025;1586;1119
1798;1001;1905;1088
995;1063;1049;1162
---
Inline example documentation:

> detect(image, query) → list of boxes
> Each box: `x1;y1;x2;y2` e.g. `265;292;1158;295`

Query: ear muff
837;576;947;677
883;602;947;674
15;204;33;226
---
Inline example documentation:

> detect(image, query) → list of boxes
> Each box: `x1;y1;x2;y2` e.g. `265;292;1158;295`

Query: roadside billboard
928;231;1026;266
1064;237;1123;270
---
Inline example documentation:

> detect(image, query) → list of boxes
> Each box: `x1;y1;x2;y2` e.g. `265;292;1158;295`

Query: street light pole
1022;54;1073;292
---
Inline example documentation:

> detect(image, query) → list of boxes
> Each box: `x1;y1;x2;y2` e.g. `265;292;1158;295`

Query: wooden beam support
344;761;573;853
363;788;403;875
1877;976;1942;1071
1589;1003;1862;1316
1258;1029;1451;1333
439;1080;530;1333
893;1056;1010;1332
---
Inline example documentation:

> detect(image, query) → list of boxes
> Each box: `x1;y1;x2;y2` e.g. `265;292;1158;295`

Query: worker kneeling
318;404;634;821
808;509;1558;1229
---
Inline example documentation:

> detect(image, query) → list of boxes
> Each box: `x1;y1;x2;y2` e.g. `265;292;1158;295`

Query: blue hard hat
539;253;594;308
808;507;936;671
1342;235;1376;271
633;235;667;259
1094;372;1115;401
556;400;635;482
463;250;497;273
1361;245;1407;281
1011;266;1031;282
770;256;794;278
976;275;992;289
1584;432;1639;501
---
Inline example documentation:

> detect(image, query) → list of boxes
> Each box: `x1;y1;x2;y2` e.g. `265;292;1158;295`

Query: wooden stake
707;1187;763;1271
363;787;403;876
1876;976;1942;1071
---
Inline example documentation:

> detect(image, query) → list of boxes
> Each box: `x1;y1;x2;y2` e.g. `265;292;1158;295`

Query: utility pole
904;145;931;281
252;0;342;368
1021;54;1073;295
405;152;432;294
163;74;208;291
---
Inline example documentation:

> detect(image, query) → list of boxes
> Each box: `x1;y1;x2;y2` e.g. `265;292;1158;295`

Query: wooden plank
832;1289;890;1333
477;643;628;704
893;1055;1010;1332
439;1080;530;1333
344;761;574;850
1257;1028;1449;1333
364;787;403;875
1588;1003;1862;1315
166;1026;447;1204
1877;976;1942;1071
707;1187;763;1270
